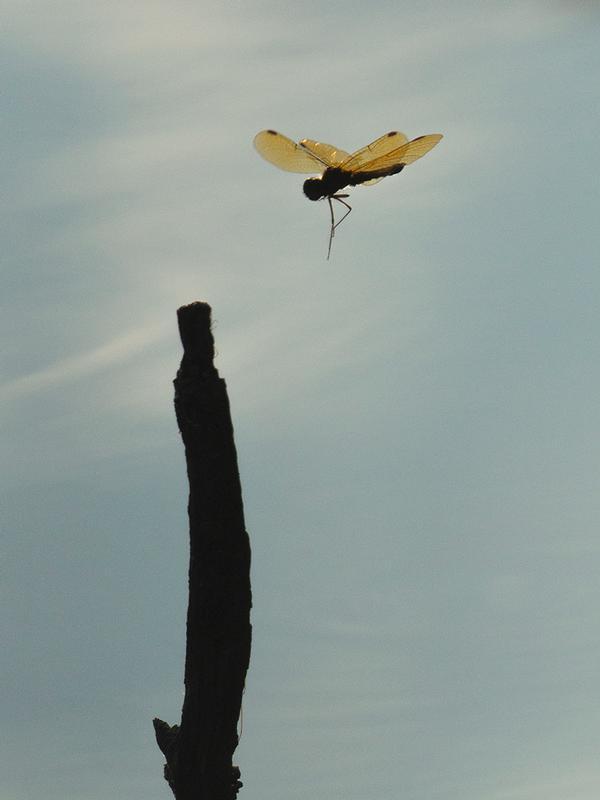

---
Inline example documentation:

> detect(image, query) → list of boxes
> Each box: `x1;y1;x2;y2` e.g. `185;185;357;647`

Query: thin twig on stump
153;302;252;800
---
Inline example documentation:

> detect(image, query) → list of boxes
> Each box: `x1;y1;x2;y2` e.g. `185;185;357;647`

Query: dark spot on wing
266;129;278;135
387;131;398;136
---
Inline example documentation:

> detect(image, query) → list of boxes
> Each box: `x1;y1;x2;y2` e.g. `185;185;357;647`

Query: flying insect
253;129;443;258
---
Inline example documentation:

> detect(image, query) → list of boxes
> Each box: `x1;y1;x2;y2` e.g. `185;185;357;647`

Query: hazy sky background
3;1;600;798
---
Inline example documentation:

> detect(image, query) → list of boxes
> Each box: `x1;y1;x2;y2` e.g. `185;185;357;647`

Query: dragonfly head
303;177;324;201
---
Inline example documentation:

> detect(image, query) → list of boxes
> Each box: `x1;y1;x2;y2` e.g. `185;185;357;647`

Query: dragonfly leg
327;196;335;260
326;195;352;260
332;194;352;232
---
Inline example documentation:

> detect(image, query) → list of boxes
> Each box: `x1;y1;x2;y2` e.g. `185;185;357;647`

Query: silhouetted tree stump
153;302;252;800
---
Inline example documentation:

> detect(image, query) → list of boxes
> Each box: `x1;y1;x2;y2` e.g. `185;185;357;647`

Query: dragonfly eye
303;178;324;201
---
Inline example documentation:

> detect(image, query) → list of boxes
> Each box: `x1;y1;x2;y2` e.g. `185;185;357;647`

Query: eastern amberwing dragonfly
254;129;443;258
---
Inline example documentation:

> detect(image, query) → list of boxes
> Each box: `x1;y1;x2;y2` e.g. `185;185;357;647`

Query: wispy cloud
0;321;170;402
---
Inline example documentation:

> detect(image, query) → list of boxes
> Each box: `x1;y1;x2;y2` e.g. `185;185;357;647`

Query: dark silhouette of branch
153;302;252;800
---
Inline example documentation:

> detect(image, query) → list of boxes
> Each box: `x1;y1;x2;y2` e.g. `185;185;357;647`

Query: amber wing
299;139;350;167
340;131;409;171
253;130;325;173
345;134;443;176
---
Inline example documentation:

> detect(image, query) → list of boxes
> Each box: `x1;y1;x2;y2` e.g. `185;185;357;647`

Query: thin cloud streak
0;321;170;402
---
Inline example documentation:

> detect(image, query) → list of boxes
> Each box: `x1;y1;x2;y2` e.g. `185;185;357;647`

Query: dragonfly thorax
303;168;349;201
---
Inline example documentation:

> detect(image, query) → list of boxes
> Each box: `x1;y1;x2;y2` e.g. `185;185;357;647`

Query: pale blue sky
3;2;600;799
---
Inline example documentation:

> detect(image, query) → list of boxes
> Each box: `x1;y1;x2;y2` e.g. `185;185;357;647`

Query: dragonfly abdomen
303;162;406;200
349;163;405;186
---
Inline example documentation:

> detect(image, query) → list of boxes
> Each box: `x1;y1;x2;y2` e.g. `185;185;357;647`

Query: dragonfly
254;129;443;259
